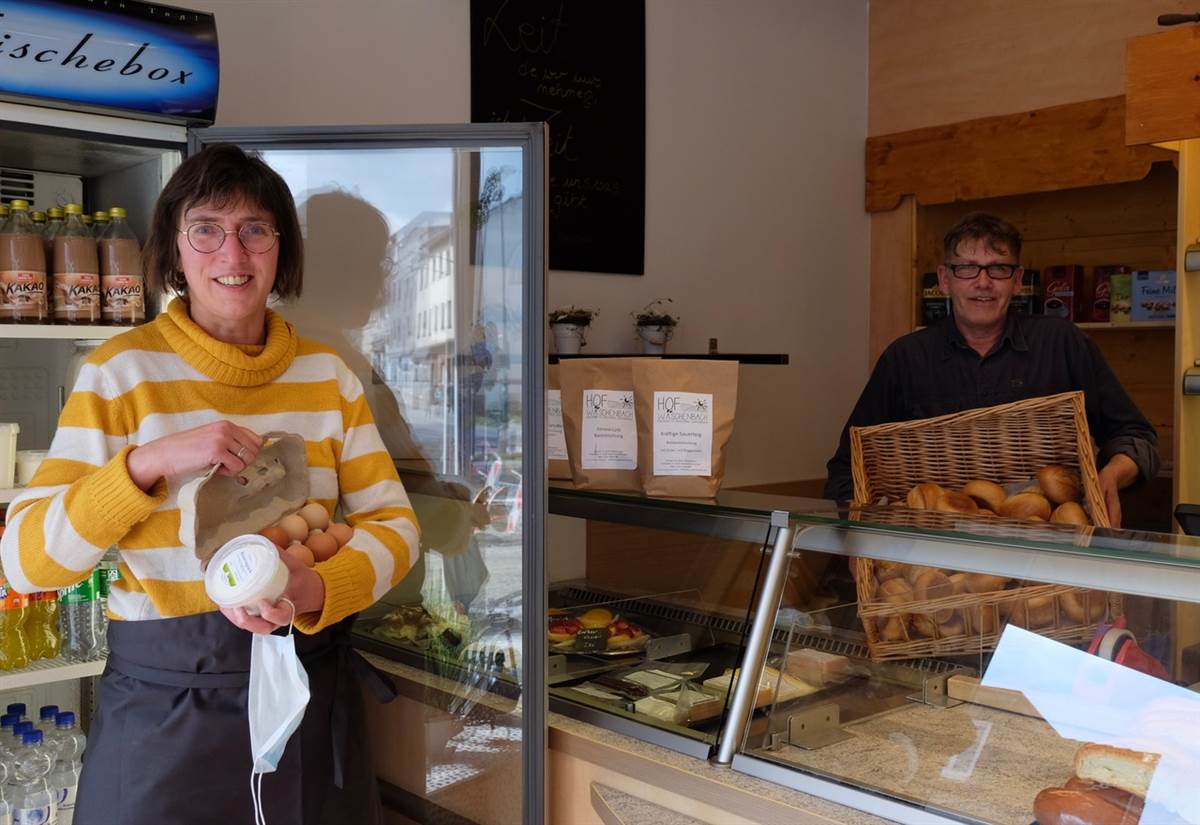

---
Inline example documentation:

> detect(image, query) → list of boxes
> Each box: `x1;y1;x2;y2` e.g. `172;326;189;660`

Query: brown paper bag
559;358;642;491
633;359;738;497
546;365;573;480
176;431;309;570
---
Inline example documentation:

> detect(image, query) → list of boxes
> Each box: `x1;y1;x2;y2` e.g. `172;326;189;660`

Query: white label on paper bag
653;391;713;476
580;389;637;470
546;390;569;461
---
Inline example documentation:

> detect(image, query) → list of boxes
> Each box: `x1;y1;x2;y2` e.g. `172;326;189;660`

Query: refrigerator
0;5;548;823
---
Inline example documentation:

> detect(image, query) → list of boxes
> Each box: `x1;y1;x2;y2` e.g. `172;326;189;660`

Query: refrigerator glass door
190;124;546;825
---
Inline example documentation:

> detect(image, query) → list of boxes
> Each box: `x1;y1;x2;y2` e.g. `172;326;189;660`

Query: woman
0;144;419;824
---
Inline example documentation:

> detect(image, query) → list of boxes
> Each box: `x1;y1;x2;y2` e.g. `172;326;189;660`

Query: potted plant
632;298;678;354
548;306;597;355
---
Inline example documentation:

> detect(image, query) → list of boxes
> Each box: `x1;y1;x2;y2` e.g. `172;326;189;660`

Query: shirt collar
939;310;1028;359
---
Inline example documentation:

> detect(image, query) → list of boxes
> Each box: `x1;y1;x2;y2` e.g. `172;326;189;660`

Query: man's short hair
943;212;1022;261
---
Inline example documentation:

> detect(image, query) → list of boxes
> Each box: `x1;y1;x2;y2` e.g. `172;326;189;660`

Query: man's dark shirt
823;312;1160;503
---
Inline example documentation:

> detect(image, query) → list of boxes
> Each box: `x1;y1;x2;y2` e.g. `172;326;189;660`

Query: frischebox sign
0;0;218;123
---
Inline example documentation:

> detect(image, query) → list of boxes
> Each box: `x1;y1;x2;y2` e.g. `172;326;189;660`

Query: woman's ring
236;446;248;460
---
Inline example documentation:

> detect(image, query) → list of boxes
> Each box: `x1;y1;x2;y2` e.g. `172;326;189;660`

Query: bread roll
909;613;938;638
1064;777;1146;816
937;613;965;638
963;480;1007;513
877;615;907;641
877;578;913;604
966;604;997;636
963;573;1009;594
1033;787;1144;825
913;570;955;622
1051;501;1090;527
1061;589;1106;623
904;564;939;585
948;572;968;595
874;560;907;582
1020;595;1056;629
1039;464;1082;505
906;482;943;510
935;490;979;515
977;508;997;517
1074;744;1160;798
998;491;1052;521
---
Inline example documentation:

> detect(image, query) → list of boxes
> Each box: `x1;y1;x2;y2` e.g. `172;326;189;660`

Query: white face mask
248;600;310;825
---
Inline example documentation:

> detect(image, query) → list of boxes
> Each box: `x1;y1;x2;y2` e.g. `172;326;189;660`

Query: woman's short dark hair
143;144;303;299
943;212;1022;262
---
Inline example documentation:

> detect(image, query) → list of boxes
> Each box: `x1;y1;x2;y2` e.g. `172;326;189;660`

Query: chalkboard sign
471;0;646;275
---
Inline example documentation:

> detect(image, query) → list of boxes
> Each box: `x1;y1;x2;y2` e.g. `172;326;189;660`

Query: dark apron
75;612;397;825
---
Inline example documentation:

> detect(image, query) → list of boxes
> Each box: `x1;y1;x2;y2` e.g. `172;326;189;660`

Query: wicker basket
849;391;1121;660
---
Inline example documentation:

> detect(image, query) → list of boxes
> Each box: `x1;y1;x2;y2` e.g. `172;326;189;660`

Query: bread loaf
1039;464;1082;505
998;491;1052;521
1033;786;1144;825
963;479;1007;512
1073;744;1160;798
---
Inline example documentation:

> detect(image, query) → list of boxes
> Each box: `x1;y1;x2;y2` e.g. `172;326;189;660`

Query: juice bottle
0;574;30;671
25;591;59;661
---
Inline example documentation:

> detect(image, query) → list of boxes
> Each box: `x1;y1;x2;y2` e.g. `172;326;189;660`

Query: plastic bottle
0;754;12;825
46;756;71;825
33;594;58;662
51;205;99;326
98;207;144;326
0;575;29;671
45;716;77;825
11;730;54;825
95;551;118;657
0;199;49;324
4;711;24;727
57;575;99;662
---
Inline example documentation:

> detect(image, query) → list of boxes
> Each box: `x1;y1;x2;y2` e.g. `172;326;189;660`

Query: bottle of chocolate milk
99;207;145;326
92;211;110;238
52;204;101;325
43;208;64;259
0;199;49;324
80;214;93;236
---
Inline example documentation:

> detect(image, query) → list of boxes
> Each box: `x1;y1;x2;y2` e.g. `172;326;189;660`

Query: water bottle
0;755;12;825
45;759;72;825
12;731;54;825
51;717;82;768
96;551;118;657
4;710;24;725
57;575;99;661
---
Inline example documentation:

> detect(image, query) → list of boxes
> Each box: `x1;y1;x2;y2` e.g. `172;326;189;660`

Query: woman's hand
127;421;263;491
220;548;326;635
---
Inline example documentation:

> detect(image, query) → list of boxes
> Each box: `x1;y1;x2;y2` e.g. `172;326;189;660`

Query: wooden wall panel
869;196;916;363
1126;26;1200;145
869;0;1185;137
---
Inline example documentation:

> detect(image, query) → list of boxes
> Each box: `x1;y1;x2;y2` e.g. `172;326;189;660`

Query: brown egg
260;526;290;548
278;514;310;543
297;502;330;531
326;522;353;548
306;530;339;562
285;543;316;567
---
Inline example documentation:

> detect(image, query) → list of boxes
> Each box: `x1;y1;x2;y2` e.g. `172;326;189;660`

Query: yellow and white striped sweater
0;299;420;634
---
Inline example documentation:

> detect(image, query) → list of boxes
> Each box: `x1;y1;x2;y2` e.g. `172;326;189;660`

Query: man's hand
1097;453;1139;529
220;549;326;634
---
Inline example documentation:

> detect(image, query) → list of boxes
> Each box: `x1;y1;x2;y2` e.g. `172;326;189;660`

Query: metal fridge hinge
907;667;967;709
786;702;853;750
645;633;691;660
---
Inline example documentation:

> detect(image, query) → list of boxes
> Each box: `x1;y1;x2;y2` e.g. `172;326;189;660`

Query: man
825;212;1158;527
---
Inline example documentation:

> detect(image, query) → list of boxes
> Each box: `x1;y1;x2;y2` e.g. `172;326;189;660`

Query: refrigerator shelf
0;656;106;692
0;325;126;341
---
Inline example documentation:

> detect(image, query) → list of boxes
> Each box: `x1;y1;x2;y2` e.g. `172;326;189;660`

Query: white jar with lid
204;534;288;615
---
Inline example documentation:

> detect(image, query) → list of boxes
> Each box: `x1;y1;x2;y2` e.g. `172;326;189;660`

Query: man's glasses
944;263;1018;280
178;222;280;254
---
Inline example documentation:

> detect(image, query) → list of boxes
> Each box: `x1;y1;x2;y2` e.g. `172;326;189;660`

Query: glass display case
547;486;1200;825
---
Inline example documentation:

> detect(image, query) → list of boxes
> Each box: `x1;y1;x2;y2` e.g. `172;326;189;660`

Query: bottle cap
55;711;75;727
47;207;64;219
9;199;29;211
204;534;289;611
109;207;126;218
38;706;58;721
93;211;109;222
13;721;33;737
64;203;83;215
6;703;25;717
0;714;17;728
31;211;46;222
21;731;42;746
81;215;93;225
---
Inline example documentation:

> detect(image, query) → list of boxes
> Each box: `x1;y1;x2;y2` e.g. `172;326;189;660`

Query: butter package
176;432;309;570
1131;270;1176;321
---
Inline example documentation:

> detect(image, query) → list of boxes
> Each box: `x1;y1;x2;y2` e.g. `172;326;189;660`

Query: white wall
189;0;870;486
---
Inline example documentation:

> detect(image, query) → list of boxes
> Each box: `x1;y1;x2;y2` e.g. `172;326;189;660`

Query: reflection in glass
256;145;525;824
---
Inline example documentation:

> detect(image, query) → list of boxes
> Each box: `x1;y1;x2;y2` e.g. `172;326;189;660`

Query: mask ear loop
279;597;297;636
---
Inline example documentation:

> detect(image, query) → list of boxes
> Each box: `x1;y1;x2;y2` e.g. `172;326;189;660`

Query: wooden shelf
0;324;126;341
548;353;789;365
0;656;105;691
1077;321;1174;330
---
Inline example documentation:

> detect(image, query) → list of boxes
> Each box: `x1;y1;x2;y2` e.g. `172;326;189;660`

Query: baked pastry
874;560;907;582
877;577;913;604
1051;501;1090;527
877;615;907;641
966;604;997;636
909;613;939;638
963;573;1009;594
948;572;968;595
906;482;943;510
548;616;582;644
605;617;648;649
1074;744;1160;798
579;607;614;629
998;491;1052;521
1039;464;1082;505
937;614;965;638
1015;595;1056;629
935;490;979;515
904;564;940;585
1033;785;1144;825
963;480;1007;513
913;570;955;622
1061;589;1106;623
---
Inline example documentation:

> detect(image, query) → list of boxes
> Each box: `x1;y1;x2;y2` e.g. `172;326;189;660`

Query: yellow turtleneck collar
155;298;298;387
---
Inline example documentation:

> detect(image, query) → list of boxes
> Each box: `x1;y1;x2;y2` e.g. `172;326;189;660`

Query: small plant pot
551;322;588;355
636;324;674;354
